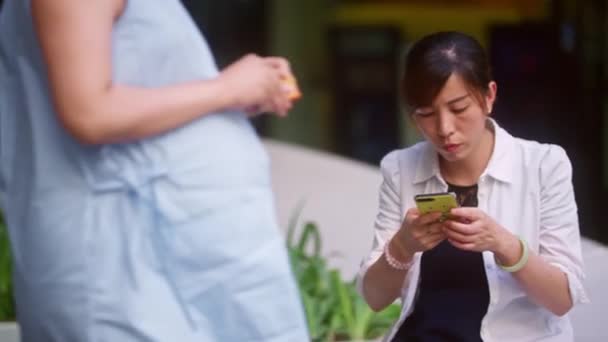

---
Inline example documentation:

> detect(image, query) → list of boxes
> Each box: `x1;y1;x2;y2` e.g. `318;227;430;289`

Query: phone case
414;192;459;216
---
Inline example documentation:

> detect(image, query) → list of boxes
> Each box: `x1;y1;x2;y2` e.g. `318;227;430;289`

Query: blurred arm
32;0;290;144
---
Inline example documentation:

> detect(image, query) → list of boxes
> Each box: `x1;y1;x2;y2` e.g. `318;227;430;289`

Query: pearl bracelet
383;240;414;271
495;237;529;273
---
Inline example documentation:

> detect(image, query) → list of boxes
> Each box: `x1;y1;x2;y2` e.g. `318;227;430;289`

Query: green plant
0;213;15;321
287;207;400;341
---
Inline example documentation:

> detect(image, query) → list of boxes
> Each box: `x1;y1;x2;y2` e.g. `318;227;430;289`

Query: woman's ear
486;81;497;114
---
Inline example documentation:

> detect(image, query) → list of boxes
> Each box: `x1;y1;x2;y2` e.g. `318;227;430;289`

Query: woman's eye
452;106;469;113
416;111;434;117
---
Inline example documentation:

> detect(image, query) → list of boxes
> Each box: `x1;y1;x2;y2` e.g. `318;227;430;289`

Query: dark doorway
180;1;270;134
328;26;403;165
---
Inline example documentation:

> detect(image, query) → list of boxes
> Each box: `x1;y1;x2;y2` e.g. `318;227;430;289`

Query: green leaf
330;270;357;338
286;200;307;249
297;222;322;258
326;313;343;342
287;211;401;341
0;214;15;321
352;290;375;338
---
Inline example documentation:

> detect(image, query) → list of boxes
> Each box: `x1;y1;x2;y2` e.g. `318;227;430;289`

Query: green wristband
496;237;529;273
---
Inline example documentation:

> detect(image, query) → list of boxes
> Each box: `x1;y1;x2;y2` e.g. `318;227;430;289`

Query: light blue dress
0;0;309;341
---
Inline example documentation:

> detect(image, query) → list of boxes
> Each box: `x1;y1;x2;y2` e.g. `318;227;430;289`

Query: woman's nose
437;112;455;138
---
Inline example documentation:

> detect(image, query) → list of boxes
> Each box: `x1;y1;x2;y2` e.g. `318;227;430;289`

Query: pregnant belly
80;110;270;193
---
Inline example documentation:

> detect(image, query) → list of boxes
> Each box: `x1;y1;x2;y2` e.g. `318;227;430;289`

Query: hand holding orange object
245;73;301;116
282;74;302;101
225;55;301;116
265;56;301;102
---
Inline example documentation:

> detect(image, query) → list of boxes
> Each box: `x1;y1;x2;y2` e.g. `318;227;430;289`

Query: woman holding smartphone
358;31;587;341
0;0;308;341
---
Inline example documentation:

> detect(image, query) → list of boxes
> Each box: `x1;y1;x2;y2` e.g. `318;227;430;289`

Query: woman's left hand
442;207;514;253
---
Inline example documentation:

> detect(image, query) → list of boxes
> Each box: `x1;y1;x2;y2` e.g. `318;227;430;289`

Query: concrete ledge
0;322;19;342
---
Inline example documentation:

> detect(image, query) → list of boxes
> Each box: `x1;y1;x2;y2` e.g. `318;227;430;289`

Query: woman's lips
443;143;461;153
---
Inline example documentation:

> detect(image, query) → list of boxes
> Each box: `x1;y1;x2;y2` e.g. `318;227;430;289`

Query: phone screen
414;192;459;218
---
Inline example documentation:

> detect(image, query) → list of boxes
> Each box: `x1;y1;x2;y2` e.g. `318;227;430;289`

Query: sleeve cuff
550;262;590;305
356;251;382;297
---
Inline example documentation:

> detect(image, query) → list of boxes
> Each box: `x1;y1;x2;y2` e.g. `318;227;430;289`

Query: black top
392;183;490;342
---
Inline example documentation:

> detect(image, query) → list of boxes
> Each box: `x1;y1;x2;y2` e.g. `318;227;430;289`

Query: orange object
282;74;302;101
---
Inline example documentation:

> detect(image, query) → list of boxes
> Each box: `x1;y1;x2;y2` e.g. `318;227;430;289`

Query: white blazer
357;120;589;342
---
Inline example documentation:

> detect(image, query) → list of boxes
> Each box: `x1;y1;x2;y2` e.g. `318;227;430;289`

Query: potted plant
0;214;18;342
287;209;400;341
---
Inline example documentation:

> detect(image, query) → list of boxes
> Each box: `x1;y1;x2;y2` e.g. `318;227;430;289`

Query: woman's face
412;73;497;162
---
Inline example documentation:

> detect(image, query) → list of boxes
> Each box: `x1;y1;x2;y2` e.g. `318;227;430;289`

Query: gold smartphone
414;192;459;220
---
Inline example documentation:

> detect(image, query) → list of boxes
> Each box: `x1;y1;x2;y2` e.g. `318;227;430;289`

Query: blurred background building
0;0;605;244
177;0;608;246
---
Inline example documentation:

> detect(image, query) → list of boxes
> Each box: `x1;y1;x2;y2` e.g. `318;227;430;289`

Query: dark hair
401;31;492;112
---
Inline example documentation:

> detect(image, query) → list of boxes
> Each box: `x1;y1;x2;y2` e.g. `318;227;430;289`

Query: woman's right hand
391;208;446;259
362;208;446;311
217;54;297;117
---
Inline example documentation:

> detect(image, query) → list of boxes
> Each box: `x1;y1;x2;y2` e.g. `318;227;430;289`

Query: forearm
495;235;572;316
515;253;572;315
362;239;411;311
61;79;232;144
33;0;294;145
